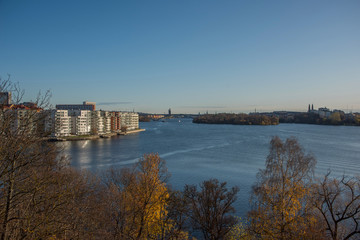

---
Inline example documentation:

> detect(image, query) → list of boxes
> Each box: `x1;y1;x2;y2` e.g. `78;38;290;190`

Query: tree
225;217;251;240
313;173;360;240
0;76;54;239
248;136;322;240
0;76;107;239
103;153;175;239
165;190;192;239
13;165;107;239
184;178;239;240
329;112;341;125
121;126;128;133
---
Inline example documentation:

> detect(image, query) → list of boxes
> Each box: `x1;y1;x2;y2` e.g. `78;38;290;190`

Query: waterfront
63;118;360;216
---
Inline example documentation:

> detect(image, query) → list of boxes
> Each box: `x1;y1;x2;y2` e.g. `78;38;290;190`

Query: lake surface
62;118;360;217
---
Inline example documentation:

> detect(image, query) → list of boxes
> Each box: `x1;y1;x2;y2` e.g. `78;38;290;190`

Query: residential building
44;108;139;137
110;111;122;132
102;111;111;134
318;107;331;118
56;101;96;111
92;111;111;134
120;112;139;130
1;104;43;134
69;110;92;135
0;92;11;105
46;110;72;137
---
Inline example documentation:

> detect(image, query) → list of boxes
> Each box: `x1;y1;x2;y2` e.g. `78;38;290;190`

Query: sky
0;0;359;114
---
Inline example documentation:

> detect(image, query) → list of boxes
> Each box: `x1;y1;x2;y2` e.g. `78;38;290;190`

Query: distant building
168;108;171;116
148;114;165;120
308;104;318;114
119;112;139;130
92;111;111;134
56;101;96;111
110;111;122;132
68;110;92;135
46;109;72;137
318;107;331;118
46;109;139;136
0;92;12;105
23;102;38;108
1;103;42;111
1;104;43;134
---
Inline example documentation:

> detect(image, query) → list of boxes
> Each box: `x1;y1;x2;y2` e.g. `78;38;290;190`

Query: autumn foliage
2;78;360;239
248;137;321;239
103;154;174;239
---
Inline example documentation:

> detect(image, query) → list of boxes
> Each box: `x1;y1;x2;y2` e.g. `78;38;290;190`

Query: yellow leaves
118;153;173;239
226;217;251;240
249;137;318;239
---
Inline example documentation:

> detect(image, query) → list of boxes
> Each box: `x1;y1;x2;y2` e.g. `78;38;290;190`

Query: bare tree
0;76;54;239
184;178;239;240
313;173;360;240
0;76;123;239
165;189;192;239
0;76;107;239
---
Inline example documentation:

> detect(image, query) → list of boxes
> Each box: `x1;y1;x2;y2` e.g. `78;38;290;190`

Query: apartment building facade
92;111;111;134
47;110;139;137
110;111;122;132
119;112;139;130
56;101;96;111
1;104;43;135
46;100;140;137
68;110;92;136
3;100;140;137
46;109;72;136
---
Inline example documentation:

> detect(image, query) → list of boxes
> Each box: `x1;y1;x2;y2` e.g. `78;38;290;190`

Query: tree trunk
1;167;16;240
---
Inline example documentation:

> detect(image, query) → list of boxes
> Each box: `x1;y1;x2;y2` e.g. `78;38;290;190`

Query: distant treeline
139;115;151;122
279;112;360;126
193;113;279;125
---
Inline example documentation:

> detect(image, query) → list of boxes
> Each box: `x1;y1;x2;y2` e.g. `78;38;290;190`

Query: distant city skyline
1;0;359;114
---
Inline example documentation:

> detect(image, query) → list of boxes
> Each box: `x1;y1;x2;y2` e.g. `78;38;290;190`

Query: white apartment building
102;111;111;134
10;109;40;134
69;110;92;136
120;112;139;130
46;109;72;137
92;111;111;134
46;109;140;136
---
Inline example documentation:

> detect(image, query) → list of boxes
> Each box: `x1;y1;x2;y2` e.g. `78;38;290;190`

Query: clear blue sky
0;0;359;114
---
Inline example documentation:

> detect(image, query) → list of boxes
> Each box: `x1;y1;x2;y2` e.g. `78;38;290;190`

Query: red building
110;111;121;132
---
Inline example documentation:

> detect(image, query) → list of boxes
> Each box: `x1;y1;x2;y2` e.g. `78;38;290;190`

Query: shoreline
47;129;146;142
118;128;146;135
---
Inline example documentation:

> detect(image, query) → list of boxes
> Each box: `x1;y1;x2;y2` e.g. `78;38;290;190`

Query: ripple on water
63;120;360;217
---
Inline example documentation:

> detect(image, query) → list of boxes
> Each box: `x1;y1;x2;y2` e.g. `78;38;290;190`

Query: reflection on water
62;119;360;216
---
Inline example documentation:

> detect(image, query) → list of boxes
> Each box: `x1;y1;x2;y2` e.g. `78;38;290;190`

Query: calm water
62;118;360;216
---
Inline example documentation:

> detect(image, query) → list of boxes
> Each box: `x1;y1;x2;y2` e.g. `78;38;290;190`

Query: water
62;118;360;216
